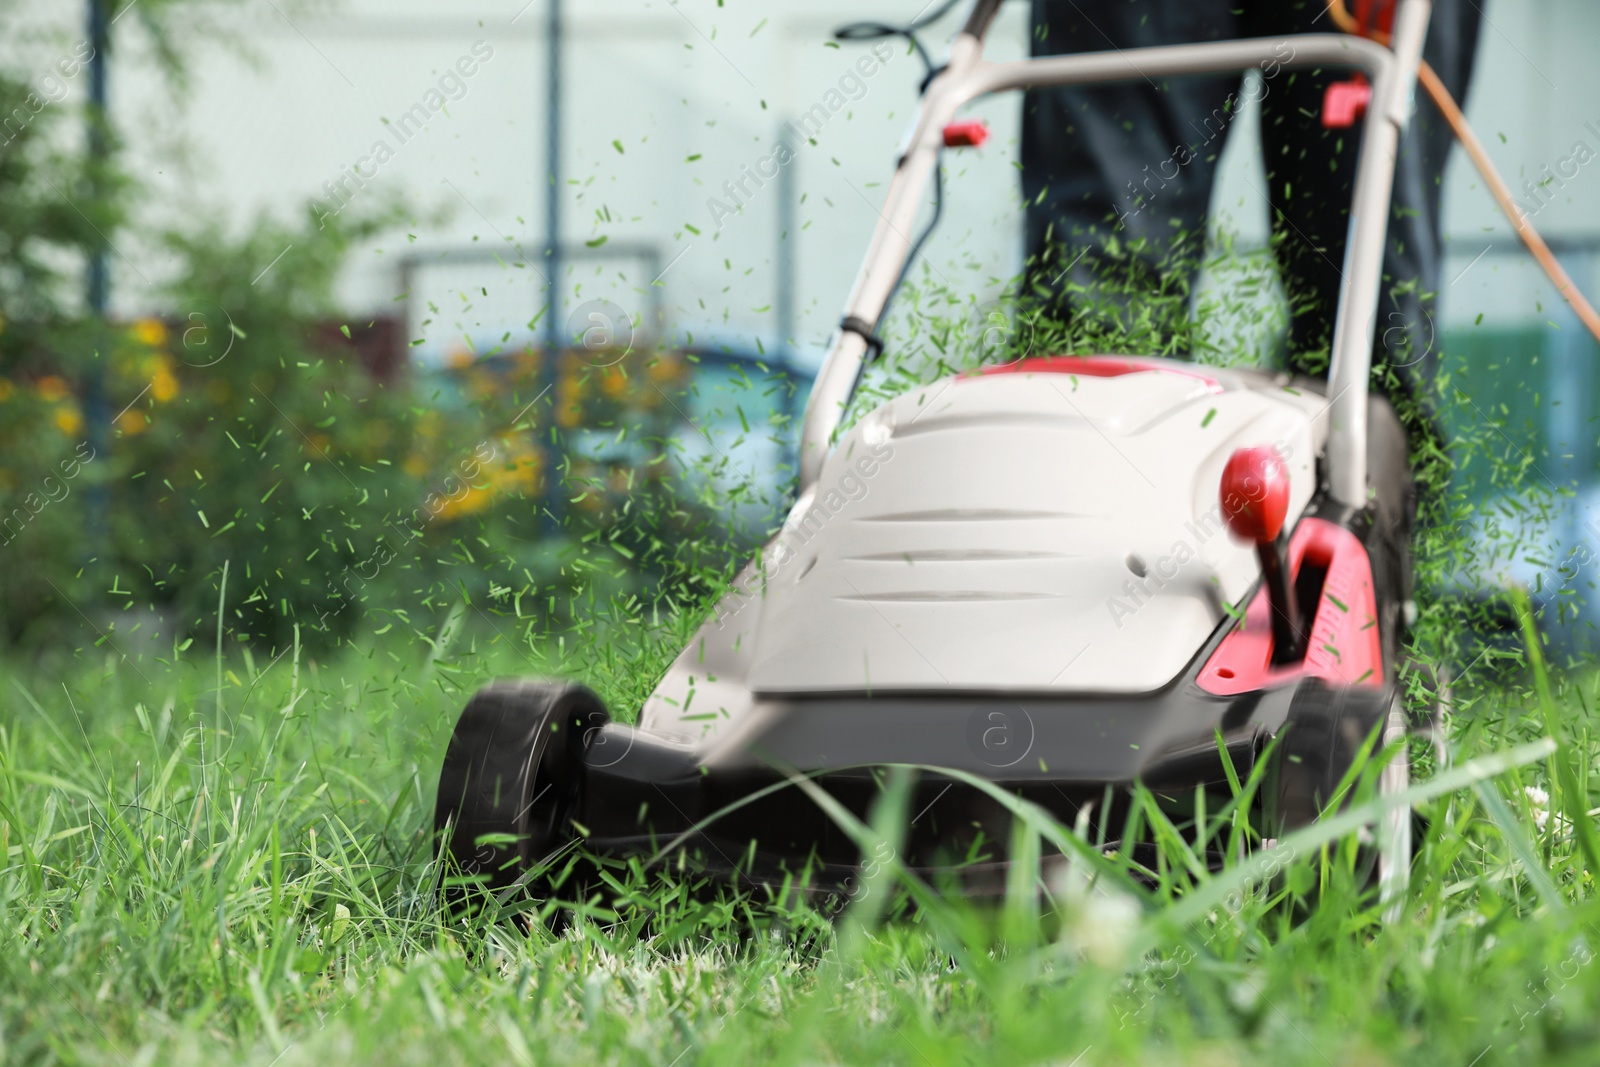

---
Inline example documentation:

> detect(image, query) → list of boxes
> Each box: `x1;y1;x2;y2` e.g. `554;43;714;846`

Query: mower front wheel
433;680;608;912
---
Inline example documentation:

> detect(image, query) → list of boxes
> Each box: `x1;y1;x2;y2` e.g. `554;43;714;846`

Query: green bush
1;208;742;657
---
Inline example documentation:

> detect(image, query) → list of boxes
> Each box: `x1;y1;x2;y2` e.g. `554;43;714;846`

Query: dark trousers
1021;0;1482;415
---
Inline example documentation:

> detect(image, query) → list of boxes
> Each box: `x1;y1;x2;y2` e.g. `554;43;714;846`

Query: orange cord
1414;63;1600;345
1324;0;1600;347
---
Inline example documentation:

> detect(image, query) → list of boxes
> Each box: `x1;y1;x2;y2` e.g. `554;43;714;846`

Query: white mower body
641;360;1329;745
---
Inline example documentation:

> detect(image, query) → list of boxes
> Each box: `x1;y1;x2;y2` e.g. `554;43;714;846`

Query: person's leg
1256;0;1483;423
1021;0;1245;331
1382;0;1482;415
1252;0;1355;365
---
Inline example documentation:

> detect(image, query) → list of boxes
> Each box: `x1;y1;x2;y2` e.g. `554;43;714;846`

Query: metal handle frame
798;0;1433;510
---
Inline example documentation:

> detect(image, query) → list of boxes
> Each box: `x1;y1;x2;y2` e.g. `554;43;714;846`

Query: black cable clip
840;315;885;362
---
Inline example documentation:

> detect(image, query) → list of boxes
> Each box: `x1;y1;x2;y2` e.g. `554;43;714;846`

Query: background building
10;0;1600;618
4;0;1581;363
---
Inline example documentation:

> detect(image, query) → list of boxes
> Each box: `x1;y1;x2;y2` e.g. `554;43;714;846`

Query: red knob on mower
1219;446;1290;544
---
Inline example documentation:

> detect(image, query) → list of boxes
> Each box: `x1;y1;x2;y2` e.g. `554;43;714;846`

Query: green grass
2;601;1599;1067
0;249;1591;1066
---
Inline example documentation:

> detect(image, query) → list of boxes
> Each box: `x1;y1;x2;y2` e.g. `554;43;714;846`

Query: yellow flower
37;375;69;402
648;353;682;383
435;484;491;522
402;454;429;478
151;367;179;403
513;349;540;382
599;368;629;399
0;378;13;403
55;407;83;436
117;410;147;436
556;357;585;428
486;443;540;495
132;318;168;348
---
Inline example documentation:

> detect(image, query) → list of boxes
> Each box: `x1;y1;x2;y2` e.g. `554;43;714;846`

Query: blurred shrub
0;188;740;662
0;3;771;658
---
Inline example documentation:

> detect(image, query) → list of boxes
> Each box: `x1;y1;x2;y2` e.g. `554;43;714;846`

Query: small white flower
1524;785;1569;835
1229;971;1263;1013
1526;785;1550;830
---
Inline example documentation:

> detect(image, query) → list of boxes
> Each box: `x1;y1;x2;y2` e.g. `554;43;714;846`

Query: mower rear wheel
1375;693;1411;922
433;680;608;912
1271;681;1411;918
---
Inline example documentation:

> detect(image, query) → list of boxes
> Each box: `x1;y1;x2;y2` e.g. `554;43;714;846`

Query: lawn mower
434;0;1436;912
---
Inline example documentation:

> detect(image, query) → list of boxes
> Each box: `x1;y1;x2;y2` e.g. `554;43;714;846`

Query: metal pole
776;122;799;476
84;0;110;555
776;125;796;361
87;0;108;319
541;0;564;531
544;0;562;353
1554;253;1597;644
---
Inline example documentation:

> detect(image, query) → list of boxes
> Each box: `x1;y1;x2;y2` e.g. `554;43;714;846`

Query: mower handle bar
798;0;1433;511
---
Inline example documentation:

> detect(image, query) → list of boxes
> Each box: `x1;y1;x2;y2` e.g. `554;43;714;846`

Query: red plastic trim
942;120;990;148
974;355;1223;391
1197;517;1384;696
1322;76;1372;129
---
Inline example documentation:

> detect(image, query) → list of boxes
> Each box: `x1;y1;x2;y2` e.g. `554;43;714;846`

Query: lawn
2;596;1598;1067
0;0;1593;1059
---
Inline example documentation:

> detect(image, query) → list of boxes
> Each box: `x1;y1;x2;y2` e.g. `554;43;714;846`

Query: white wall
11;0;1600;355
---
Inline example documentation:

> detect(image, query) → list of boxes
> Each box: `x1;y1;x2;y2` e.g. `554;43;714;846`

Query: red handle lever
1221;445;1303;662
